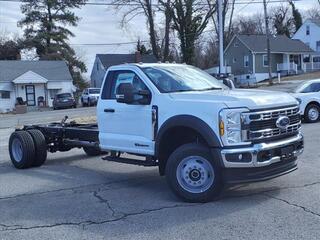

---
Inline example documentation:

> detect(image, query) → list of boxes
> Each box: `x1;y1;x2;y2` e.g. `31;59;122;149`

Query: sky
0;0;318;78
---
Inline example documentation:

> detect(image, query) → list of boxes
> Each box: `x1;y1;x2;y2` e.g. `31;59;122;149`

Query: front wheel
165;143;223;203
305;104;320;123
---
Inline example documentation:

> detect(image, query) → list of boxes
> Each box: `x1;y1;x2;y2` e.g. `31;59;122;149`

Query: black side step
102;156;158;167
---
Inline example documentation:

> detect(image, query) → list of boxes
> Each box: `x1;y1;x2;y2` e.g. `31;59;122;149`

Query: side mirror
116;83;135;104
116;83;151;105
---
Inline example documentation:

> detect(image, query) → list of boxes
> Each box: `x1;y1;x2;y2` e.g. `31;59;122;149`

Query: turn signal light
219;120;225;136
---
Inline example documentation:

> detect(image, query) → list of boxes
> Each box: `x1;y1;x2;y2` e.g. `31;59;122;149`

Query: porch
276;54;303;75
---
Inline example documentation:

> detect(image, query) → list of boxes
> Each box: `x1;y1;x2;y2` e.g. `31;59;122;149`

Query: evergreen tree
171;0;215;64
18;0;88;89
289;0;302;33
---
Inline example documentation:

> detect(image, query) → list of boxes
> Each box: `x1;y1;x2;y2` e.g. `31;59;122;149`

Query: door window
109;71;148;99
25;85;35;106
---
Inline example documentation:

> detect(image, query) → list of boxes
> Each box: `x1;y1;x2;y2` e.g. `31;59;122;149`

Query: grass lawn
279;71;320;81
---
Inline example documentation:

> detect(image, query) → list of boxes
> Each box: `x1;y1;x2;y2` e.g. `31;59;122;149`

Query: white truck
8;64;304;202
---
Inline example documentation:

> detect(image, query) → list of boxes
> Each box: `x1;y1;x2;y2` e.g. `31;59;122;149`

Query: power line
0;0;306;6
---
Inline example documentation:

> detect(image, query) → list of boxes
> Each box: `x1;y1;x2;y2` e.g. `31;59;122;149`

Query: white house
0;61;75;113
292;19;320;71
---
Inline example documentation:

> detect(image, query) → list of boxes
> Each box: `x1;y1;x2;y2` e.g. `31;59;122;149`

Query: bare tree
306;8;320;21
113;0;159;59
233;14;265;35
113;0;174;61
272;5;294;37
158;0;172;61
208;0;235;47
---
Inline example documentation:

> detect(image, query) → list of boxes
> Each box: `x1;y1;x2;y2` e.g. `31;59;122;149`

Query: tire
304;104;320;123
9;131;36;169
27;129;47;167
165;143;223;203
83;147;103;156
87;98;91;107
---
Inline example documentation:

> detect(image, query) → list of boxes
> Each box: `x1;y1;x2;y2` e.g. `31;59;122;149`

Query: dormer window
306;25;310;36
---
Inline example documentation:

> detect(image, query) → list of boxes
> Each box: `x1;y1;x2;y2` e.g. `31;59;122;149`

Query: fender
155;115;222;157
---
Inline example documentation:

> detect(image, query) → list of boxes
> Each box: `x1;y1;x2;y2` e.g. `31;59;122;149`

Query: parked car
81;88;101;107
53;93;76;110
291;79;320;123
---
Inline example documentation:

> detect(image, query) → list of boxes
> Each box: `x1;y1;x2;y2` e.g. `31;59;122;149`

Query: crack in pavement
263;193;320;218
0;178;319;232
0;203;198;232
92;190;117;217
0;176;152;201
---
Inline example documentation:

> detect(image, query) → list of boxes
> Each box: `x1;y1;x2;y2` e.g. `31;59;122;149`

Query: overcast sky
0;0;318;78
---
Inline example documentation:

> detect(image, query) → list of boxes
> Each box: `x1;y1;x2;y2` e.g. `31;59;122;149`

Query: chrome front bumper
221;133;304;168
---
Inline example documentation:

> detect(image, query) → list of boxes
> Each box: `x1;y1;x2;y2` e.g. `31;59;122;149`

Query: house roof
0;60;73;82
237;35;314;53
96;54;158;69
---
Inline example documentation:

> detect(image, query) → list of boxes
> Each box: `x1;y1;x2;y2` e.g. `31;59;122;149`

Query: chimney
135;51;142;63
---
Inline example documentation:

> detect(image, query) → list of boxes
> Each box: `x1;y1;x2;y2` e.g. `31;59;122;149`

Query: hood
169;89;298;110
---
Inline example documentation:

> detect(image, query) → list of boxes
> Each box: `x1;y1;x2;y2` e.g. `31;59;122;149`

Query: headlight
219;108;249;146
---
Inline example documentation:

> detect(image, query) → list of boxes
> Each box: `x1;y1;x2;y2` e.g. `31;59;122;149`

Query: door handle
104;108;115;113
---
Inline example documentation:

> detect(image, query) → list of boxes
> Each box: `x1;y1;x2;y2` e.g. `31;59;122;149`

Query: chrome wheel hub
308;107;319;121
176;156;214;193
12;138;23;162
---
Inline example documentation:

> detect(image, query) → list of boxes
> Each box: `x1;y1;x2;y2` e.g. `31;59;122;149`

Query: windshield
294;81;320;93
141;65;226;93
89;88;100;94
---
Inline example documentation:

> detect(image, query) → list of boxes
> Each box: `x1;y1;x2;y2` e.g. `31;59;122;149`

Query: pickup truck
8;63;304;202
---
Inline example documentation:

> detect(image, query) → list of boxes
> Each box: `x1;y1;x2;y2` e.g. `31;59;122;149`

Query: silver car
80;88;101;107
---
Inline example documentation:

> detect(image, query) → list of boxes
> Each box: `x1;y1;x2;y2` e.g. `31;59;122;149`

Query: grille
243;106;301;141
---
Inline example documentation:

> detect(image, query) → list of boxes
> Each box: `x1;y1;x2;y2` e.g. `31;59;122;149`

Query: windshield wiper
196;87;223;91
168;87;223;93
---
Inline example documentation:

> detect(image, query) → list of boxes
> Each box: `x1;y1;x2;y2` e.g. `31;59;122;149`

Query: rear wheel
9;131;36;169
83;147;103;156
165;143;223;202
27;129;47;167
305;104;320;123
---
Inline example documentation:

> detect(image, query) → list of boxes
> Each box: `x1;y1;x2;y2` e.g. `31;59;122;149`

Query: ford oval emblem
276;116;290;130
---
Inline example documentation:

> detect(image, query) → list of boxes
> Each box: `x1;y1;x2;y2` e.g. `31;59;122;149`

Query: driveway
0;110;319;239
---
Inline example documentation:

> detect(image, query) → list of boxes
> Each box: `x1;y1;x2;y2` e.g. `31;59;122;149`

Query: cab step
102;156;158;167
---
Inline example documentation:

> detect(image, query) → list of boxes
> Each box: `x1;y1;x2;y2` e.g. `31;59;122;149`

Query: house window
0;91;10;99
96;62;99;71
263;55;269;67
233;58;237;63
244;55;249;67
316;41;320;52
306;25;310;35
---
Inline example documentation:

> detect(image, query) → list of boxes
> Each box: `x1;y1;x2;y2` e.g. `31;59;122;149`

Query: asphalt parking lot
0;102;320;239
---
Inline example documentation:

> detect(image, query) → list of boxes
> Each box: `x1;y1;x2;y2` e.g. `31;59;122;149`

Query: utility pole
218;0;224;75
263;0;273;85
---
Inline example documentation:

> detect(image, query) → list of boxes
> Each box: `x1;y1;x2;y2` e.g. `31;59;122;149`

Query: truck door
98;70;155;155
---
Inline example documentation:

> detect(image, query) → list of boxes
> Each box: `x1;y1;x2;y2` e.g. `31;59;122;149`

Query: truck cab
97;63;304;202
